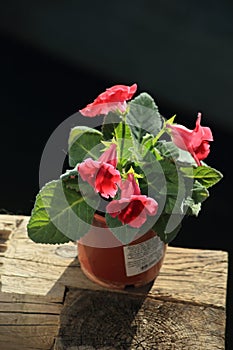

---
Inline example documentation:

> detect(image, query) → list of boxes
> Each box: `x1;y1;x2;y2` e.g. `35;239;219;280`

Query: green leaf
114;121;134;165
62;176;80;192
165;114;176;125
27;180;96;244
105;213;140;244
191;180;209;204
156;141;180;159
127;92;164;144
102;112;121;140
177;149;197;165
60;169;80;192
139;155;167;196
182;165;223;188
183;197;202;216
68;126;102;167
153;214;182;243
152;159;186;214
141;134;155;152
182;180;209;216
138;134;161;160
60;168;79;181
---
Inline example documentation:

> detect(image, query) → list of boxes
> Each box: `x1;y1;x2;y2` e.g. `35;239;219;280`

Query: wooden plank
0;301;62;314
0;325;58;349
0;217;14;260
0;216;71;302
54;289;226;350
0;312;59;325
0;215;65;349
0;216;228;307
0;215;228;350
5;239;79;266
0;290;64;305
0;276;66;303
0;215;23;227
149;248;228;308
3;216;78;265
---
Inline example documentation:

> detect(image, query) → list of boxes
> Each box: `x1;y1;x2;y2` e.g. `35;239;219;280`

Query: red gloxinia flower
167;113;213;166
79;83;137;117
78;144;121;198
106;173;158;228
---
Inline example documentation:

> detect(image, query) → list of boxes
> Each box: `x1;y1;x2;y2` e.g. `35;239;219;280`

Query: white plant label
123;236;164;277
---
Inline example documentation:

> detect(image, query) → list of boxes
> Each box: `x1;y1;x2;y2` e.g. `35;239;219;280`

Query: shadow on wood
55;288;150;349
54;286;226;350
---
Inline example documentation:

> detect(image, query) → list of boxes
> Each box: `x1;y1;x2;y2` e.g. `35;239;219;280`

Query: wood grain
0;215;228;349
54;289;226;350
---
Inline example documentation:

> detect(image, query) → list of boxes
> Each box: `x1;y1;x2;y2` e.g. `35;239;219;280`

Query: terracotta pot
78;213;166;289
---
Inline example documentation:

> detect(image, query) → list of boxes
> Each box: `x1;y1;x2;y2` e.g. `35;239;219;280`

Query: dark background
0;2;232;348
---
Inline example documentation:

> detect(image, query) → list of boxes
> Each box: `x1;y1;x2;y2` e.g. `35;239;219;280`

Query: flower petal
79;84;137;117
107;194;158;229
144;197;159;215
98;144;118;167
78;158;100;187
95;163;121;198
120;173;141;198
167;113;213;165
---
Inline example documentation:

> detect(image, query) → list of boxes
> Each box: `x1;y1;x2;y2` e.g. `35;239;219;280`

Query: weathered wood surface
0;215;228;350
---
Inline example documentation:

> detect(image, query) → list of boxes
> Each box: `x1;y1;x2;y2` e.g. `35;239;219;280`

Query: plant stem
120;117;126;162
153;126;166;145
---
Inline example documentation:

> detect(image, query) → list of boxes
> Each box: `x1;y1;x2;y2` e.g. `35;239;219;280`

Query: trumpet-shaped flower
78;144;120;198
79;84;137;117
106;174;158;228
167;113;213;166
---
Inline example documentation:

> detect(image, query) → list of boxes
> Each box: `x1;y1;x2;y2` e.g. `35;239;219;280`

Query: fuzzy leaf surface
27;180;96;244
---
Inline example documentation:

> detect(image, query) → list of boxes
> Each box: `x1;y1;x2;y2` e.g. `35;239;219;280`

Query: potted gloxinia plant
27;83;223;289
